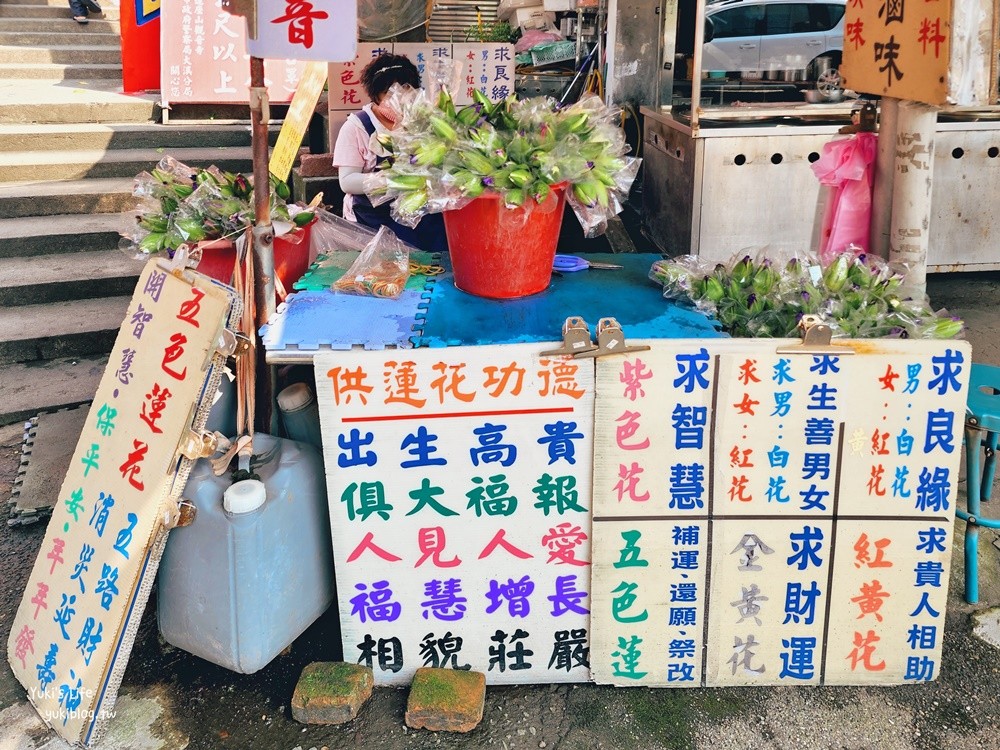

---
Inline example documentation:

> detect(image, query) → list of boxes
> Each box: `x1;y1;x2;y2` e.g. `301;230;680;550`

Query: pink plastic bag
811;131;878;263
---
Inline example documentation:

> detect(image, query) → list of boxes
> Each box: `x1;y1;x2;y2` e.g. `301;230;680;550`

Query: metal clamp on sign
540;316;598;357
775;314;855;356
177;430;220;461
575;317;650;358
216;328;252;359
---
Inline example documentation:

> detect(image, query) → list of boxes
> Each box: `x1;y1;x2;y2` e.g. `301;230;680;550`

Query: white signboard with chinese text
316;345;593;685
6;262;239;746
590;339;970;687
246;0;356;63
327;42;516;140
160;0;307;104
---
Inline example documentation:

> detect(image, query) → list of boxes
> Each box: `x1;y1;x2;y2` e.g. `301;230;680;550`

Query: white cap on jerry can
223;479;266;514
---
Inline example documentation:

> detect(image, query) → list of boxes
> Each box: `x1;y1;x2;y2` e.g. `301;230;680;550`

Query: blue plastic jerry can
157;433;334;674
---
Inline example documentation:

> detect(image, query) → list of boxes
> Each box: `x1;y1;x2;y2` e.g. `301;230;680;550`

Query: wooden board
6;261;239;745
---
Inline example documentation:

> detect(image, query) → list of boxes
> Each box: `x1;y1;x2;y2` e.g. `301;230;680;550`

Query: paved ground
3;271;1000;750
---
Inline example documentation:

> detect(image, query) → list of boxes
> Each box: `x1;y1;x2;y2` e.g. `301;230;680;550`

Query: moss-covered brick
290;662;373;725
405;667;486;733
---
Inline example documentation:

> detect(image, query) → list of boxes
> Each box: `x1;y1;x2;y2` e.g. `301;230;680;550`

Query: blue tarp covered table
261;253;722;362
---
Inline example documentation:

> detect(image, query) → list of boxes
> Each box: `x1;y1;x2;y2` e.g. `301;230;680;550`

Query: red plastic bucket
443;183;567;299
193;220;315;295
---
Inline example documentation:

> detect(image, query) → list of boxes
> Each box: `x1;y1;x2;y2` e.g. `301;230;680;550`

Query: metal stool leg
982;430;998;503
965;423;984;604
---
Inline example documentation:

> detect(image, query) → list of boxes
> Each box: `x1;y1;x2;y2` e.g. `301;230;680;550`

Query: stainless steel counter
640;107;1000;271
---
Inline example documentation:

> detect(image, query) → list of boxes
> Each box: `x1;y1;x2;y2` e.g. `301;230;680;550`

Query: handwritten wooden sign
841;0;954;105
6;261;238;746
590;339;969;687
315;345;593;685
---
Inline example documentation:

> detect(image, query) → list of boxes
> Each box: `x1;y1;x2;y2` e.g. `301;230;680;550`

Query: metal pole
887;100;937;298
868;97;897;259
249;55;275;433
250;56;275;328
690;0;705;131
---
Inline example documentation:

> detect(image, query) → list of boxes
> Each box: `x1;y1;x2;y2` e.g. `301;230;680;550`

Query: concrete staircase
0;0;261;425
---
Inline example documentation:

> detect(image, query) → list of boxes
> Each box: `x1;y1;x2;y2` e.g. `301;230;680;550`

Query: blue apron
350;110;448;253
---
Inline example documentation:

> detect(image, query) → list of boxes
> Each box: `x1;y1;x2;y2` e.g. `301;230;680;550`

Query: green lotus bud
705;277;726;303
429;115;458;142
459;150;495;175
504;188;526;207
823;254;850;293
397;190;428;215
387;174;429;191
508;169;532;188
924;317;964;339
138;232;166;253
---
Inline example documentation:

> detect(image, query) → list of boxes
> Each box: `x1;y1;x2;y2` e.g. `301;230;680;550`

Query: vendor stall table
260;255;969;691
260;253;724;364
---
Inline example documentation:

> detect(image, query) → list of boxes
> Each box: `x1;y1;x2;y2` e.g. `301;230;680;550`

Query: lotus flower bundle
124;155;312;256
650;250;963;340
367;87;640;238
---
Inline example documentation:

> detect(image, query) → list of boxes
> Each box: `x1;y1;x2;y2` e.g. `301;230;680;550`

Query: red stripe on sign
342;406;577;423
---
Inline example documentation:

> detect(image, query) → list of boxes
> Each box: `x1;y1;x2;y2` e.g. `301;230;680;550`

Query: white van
703;0;845;85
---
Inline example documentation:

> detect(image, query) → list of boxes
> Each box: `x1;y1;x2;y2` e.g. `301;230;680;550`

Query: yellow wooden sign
6;261;239;746
841;0;954;105
269;59;329;183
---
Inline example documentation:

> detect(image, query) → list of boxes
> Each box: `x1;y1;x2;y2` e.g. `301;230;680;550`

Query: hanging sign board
269;60;329;182
6;261;239;746
590;338;969;687
245;0;356;62
841;0;954;105
315;345;594;685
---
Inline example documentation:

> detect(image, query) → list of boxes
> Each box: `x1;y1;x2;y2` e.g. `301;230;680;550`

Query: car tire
810;55;843;100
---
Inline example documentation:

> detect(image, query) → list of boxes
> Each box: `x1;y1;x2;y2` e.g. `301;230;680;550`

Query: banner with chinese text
328;42;516;140
590;339;969;687
161;0;307;104
315;345;593;685
7;262;238;746
841;0;954;105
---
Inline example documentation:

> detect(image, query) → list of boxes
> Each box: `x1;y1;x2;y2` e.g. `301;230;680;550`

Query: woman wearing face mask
332;53;448;253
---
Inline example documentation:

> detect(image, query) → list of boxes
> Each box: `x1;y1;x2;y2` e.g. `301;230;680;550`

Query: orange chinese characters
430;362;475;404
729;475;752;503
847;629;886;672
537;359;585;399
383;360;426;408
738;358;761;385
850;580;890;622
854;533;892;569
482;362;525;398
326;365;374;406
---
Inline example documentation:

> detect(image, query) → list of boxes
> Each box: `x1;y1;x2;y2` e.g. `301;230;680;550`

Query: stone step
0;145;254;181
0;4;121;19
0;44;122;64
0;294;130;365
0;178;135;219
0;354;107;427
0;122;273;153
0;212;130;258
0;17;120;32
0;62;122;80
0;30;120;46
0;248;144;307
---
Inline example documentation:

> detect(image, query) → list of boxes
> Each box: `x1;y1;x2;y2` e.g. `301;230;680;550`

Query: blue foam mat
260;288;427;352
412;253;724;347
